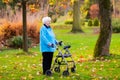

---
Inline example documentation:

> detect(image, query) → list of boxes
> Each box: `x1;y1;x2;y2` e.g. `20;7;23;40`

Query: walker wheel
62;70;69;76
54;67;60;73
71;67;76;73
45;70;52;76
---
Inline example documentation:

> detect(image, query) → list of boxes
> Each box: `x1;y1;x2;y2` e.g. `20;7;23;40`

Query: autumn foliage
2;0;9;4
0;19;40;47
89;4;99;19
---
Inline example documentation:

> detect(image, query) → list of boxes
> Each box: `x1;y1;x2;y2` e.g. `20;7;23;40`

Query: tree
48;0;70;22
94;0;112;57
0;0;7;18
71;0;83;33
112;0;116;17
1;0;28;52
1;0;39;53
22;0;28;52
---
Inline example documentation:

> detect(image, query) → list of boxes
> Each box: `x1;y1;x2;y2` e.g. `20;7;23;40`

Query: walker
46;41;76;76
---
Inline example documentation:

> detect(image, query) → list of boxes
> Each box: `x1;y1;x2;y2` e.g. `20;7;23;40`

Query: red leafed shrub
1;21;22;40
0;19;40;48
89;4;99;19
0;27;4;48
27;21;40;44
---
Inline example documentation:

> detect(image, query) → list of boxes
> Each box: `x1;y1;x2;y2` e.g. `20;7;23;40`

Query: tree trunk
71;0;83;33
22;0;28;52
94;0;112;57
112;0;116;17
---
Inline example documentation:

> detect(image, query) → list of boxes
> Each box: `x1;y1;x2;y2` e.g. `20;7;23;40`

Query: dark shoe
45;70;52;76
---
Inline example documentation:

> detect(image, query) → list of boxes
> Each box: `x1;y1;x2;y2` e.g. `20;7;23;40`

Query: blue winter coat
40;24;57;52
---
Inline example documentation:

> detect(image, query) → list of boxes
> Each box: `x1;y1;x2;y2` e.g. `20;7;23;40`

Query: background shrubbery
7;36;31;48
64;20;73;24
88;19;93;26
0;19;40;48
87;18;99;27
93;18;99;26
112;18;120;33
7;36;23;48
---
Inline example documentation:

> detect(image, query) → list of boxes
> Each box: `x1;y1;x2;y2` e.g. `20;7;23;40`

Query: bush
112;18;120;33
27;23;39;43
7;36;31;48
0;27;4;42
0;20;40;47
1;22;19;40
64;20;73;24
93;18;99;26
88;19;92;26
8;36;23;48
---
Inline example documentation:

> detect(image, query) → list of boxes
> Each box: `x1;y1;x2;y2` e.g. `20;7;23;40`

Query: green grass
0;27;120;80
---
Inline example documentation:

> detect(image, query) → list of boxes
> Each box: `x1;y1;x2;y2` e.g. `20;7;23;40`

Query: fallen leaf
36;71;41;75
28;74;34;79
21;76;27;80
0;76;2;79
100;64;104;67
50;77;54;79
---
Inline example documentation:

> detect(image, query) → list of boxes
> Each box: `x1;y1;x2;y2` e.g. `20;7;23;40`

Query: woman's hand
48;43;54;48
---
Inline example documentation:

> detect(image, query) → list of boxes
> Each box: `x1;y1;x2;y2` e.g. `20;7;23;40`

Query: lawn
0;27;120;80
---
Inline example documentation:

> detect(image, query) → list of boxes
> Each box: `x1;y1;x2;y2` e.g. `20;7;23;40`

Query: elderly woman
40;16;57;75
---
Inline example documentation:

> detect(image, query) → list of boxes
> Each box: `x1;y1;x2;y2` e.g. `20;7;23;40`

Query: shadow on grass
104;54;120;60
88;54;120;62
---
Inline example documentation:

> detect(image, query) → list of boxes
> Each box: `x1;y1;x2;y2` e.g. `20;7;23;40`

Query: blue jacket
40;24;57;52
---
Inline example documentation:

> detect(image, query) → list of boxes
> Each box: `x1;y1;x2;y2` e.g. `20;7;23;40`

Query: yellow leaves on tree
49;2;54;6
70;0;79;5
29;4;38;13
2;0;10;4
61;4;67;9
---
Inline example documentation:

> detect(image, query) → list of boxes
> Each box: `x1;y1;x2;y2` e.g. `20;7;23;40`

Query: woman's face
45;20;51;26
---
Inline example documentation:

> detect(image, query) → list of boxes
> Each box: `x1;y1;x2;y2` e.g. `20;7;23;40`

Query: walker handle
63;45;71;49
58;41;63;46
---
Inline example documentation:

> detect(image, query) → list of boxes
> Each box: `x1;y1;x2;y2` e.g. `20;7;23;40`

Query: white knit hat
42;16;51;24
